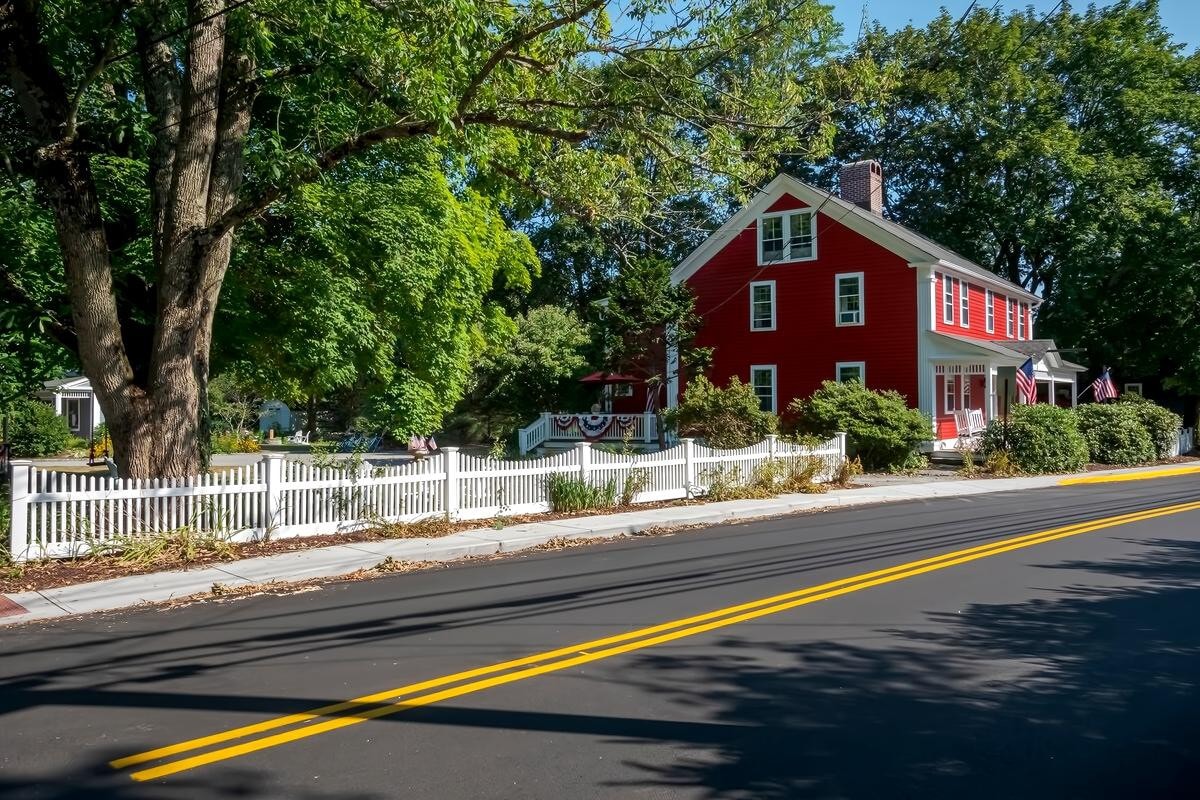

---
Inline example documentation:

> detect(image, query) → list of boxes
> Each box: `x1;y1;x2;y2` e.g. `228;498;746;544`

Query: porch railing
518;412;658;455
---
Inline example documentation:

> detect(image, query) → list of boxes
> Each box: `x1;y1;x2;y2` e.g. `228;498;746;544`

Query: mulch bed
0;496;715;594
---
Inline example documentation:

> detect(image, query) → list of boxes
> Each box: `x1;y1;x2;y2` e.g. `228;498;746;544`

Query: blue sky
829;0;1199;49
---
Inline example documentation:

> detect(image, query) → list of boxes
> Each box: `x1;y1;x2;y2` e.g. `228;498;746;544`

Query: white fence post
682;438;695;496
767;434;778;460
835;431;848;461
262;453;284;538
443;447;460;519
576;441;592;483
8;460;31;562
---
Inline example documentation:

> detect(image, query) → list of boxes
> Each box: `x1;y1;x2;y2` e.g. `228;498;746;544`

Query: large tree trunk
5;0;251;478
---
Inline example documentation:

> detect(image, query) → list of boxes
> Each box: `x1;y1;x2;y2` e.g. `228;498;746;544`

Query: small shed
258;400;292;435
37;376;104;437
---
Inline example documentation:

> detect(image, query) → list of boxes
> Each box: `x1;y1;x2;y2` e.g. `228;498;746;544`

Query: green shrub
3;398;71;457
664;376;777;449
786;380;931;471
546;473;616;513
1116;394;1182;459
210;432;262;454
1073;403;1156;465
980;404;1088;474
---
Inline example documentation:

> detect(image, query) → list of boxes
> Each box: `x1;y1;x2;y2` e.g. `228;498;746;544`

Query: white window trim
959;280;969;328
836;361;866;385
1006;299;1014;338
942;274;954;324
757;209;817;265
985;289;995;333
943;374;957;413
1017;303;1027;340
1124;382;1143;395
748;280;776;331
835;271;865;327
750;364;777;413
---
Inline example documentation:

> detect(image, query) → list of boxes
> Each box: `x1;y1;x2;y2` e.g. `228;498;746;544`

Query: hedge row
982;397;1182;474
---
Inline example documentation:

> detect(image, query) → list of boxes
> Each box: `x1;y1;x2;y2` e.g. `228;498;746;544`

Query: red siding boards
933;273;1025;343
685;193;919;412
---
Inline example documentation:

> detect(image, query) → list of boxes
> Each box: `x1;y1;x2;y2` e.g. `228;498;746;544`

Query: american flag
1016;357;1037;404
1093;368;1118;402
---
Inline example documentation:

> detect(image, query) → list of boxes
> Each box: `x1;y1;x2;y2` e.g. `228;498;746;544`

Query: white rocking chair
954;409;987;448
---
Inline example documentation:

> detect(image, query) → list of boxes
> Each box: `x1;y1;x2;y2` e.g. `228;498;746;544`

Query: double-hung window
749;281;776;331
836;272;864;326
942;274;954;324
985;289;995;333
944;375;957;413
1006;300;1014;338
758;211;816;263
750;365;777;413
959;280;970;328
836;362;865;384
1018;304;1027;340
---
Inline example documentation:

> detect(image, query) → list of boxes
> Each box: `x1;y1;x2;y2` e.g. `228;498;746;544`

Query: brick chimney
838;160;883;215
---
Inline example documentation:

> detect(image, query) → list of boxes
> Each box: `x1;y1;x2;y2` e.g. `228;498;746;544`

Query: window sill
758;254;817;266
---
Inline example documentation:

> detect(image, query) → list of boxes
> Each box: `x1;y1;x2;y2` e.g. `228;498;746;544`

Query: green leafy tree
2;0;842;477
206;370;260;436
787;380;930;471
457;305;592;443
217;144;535;438
665;375;776;449
597;256;711;426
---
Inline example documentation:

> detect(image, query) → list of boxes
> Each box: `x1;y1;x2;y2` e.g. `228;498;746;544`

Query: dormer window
758;210;816;264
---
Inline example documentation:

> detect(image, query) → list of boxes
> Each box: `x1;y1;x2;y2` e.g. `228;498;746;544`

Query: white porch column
666;339;680;409
1071;379;1078;407
985;368;996;420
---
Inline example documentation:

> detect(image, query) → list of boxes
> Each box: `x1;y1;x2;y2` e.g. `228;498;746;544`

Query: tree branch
0;265;78;355
64;3;129;140
456;0;606;117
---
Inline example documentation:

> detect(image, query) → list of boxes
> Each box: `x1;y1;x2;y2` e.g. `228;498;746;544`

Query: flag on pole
1092;368;1118;402
1016;357;1037;404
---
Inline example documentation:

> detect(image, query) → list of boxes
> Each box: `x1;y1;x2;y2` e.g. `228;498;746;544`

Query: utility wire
108;0;262;64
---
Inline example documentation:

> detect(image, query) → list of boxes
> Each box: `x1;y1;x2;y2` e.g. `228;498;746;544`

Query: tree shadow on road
0;749;385;800
607;537;1200;799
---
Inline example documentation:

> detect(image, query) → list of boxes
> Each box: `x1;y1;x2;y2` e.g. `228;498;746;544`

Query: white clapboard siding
7;434;845;561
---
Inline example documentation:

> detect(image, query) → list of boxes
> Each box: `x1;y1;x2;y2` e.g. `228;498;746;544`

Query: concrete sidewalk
0;466;1185;626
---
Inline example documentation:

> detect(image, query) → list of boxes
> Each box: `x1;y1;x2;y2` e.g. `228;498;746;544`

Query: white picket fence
6;434;845;561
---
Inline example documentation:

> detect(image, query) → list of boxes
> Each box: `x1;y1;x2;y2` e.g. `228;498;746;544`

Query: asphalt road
2;475;1199;799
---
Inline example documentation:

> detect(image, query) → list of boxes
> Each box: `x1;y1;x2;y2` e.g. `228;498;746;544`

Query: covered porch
924;334;1083;450
518;412;659;454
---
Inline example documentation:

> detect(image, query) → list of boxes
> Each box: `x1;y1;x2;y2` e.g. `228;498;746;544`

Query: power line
108;0;261;64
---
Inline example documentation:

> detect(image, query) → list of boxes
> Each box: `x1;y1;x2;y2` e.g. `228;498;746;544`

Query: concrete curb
1;464;1190;626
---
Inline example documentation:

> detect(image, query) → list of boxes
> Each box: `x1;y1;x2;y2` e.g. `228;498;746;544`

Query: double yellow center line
113;498;1200;782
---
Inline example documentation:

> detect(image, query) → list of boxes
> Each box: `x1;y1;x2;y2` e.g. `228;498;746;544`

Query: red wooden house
667;162;1084;449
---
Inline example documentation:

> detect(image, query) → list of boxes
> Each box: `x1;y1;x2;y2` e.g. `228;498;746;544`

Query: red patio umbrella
578;371;639;384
